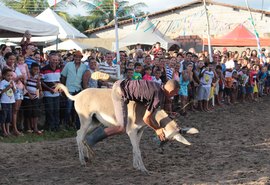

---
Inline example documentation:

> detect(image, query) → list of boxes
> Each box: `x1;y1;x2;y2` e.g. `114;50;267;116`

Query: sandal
35;130;43;135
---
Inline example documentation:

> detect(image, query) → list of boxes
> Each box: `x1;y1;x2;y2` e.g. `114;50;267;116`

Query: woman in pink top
4;52;25;136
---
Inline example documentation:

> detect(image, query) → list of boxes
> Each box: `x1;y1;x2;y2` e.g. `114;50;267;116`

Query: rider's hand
155;128;165;141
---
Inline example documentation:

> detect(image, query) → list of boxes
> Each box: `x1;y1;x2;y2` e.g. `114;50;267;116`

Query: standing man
41;52;61;131
61;51;87;129
98;52;118;88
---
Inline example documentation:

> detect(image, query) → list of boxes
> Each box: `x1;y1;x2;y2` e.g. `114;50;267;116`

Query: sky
49;0;270;16
129;0;270;13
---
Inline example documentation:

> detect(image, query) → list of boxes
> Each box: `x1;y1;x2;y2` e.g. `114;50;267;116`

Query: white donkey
56;84;198;173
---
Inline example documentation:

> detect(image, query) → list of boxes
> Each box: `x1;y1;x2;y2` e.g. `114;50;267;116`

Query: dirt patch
1;98;270;185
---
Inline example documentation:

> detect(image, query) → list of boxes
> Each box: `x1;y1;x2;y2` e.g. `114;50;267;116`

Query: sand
0;97;270;185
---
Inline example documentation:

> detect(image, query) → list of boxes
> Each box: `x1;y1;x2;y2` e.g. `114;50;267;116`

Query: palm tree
84;0;147;28
1;0;49;15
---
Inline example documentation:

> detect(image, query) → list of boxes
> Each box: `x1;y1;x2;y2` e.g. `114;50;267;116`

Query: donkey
55;84;198;173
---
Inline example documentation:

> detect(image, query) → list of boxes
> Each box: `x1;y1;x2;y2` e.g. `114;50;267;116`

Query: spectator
82;57;98;89
0;68;16;137
41;53;61;132
22;63;43;135
61;51;87;129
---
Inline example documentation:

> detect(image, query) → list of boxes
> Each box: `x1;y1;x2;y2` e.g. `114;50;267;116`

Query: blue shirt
25;57;38;70
61;62;87;93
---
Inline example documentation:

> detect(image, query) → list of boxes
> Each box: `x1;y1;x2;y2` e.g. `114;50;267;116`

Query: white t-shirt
0;80;16;103
225;59;235;69
200;69;214;87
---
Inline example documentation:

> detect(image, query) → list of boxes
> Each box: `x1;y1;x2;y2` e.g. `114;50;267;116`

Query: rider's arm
143;110;165;141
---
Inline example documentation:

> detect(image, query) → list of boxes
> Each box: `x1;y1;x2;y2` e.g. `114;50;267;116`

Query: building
84;0;270;52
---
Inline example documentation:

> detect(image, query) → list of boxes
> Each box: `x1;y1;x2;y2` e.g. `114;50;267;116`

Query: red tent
203;24;270;46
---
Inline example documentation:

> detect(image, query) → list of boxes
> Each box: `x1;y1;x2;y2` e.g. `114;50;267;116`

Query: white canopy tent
0;4;59;37
113;18;179;51
36;8;87;39
43;39;92;52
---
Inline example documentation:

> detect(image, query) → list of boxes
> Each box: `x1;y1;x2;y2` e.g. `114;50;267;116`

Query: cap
74;50;83;57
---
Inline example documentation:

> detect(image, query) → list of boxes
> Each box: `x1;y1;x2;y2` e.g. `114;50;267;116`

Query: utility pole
113;0;120;78
203;0;212;63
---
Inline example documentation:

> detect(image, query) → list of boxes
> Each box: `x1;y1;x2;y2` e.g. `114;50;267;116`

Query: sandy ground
0;97;270;185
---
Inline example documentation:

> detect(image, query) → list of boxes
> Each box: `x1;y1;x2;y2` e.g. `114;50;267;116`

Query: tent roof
0;5;59;37
114;18;179;50
204;24;270;46
36;8;87;39
43;39;92;52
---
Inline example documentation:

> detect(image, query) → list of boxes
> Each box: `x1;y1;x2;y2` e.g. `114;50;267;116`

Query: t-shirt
24;76;39;100
152;77;162;85
41;64;61;97
25;57;38;70
200;69;214;87
142;74;152;81
120;80;165;113
0;80;15;103
132;72;142;80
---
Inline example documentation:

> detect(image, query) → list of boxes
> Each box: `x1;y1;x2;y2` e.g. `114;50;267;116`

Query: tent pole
203;0;213;63
56;35;59;51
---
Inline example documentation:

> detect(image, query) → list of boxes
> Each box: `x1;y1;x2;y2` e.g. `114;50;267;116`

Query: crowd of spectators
0;31;270;137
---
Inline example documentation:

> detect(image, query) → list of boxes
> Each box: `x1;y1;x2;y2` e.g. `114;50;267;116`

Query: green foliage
0;0;147;31
1;0;49;15
84;0;147;28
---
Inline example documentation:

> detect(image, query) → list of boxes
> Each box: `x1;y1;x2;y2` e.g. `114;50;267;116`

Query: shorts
22;98;40;118
197;85;211;101
14;89;24;100
224;88;232;96
0;103;12;124
246;86;254;94
239;86;246;95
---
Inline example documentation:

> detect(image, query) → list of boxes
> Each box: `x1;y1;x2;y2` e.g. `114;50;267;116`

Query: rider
85;71;180;147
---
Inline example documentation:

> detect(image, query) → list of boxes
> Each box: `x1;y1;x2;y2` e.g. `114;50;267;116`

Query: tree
84;0;147;28
1;0;49;15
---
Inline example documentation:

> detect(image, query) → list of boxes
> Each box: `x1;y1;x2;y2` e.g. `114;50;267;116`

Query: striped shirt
24;76;39;99
166;65;173;80
41;64;61;97
98;61;118;78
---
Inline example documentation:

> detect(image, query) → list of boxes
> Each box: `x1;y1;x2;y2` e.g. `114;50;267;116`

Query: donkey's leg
76;114;94;166
128;126;148;173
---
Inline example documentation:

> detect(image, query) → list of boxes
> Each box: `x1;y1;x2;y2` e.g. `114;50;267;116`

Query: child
152;69;162;85
142;66;152;81
125;68;134;80
0;68;16;136
231;71;239;103
258;66;267;97
22;63;43;135
238;66;249;102
266;65;270;95
132;62;142;80
17;55;30;81
224;69;234;105
215;65;224;106
179;62;193;116
6;52;25;135
197;63;214;111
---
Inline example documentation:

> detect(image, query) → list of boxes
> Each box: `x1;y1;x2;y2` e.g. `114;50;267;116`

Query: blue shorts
14;89;24;100
246;86;254;94
239;86;246;95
